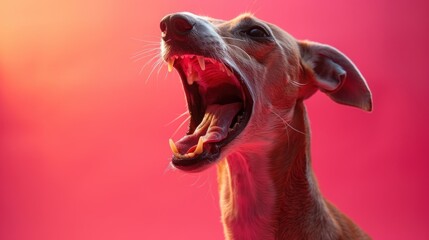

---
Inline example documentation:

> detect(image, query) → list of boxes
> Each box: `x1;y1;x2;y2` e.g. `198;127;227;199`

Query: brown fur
161;12;372;239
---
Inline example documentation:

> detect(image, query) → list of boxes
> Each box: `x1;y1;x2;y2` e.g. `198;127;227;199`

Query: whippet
160;12;372;240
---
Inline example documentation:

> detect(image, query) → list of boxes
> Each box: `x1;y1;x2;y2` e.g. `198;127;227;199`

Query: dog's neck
217;101;339;240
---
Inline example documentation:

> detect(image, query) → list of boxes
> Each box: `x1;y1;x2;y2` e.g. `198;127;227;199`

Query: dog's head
161;12;372;171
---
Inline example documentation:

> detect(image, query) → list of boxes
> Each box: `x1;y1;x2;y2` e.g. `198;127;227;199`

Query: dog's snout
160;14;194;41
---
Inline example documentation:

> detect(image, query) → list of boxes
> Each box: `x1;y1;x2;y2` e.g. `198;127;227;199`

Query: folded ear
299;40;372;111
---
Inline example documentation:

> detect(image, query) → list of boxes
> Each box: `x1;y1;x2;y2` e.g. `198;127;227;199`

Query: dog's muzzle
160;13;254;172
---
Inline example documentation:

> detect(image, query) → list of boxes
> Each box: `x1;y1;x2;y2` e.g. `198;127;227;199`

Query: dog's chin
166;54;253;172
171;152;221;173
170;143;222;172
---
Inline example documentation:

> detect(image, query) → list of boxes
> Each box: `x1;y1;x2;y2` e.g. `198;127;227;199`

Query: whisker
132;47;161;58
228;44;252;60
139;53;162;75
162;66;169;81
290;80;308;88
269;108;306;135
179;172;191;180
205;171;216;205
130;37;161;43
135;43;161;49
145;57;164;84
190;174;202;187
222;36;248;42
246;0;261;16
133;55;159;64
163;162;176;175
171;115;191;139
165;111;189;126
155;58;167;79
132;51;161;62
196;173;210;188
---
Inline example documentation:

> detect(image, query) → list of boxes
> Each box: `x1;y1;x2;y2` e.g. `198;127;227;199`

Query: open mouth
167;54;253;171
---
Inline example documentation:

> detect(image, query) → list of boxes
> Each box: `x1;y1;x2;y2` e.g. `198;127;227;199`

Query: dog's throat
174;102;242;155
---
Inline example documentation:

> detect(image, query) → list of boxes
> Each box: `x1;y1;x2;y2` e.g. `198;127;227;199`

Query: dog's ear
298;40;372;111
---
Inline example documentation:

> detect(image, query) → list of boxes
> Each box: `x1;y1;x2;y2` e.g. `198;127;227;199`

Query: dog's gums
166;54;252;171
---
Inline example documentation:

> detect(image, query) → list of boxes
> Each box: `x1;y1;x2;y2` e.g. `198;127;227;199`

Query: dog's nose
160;14;194;41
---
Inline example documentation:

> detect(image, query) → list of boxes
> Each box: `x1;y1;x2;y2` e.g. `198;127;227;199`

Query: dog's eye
245;26;270;38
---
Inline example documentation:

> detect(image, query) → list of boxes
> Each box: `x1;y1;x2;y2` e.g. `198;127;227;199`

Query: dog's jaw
165;53;254;172
161;13;257;172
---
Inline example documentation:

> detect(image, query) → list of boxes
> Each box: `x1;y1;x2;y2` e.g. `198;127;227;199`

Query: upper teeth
197;56;205;70
167;57;175;72
187;71;198;85
187;62;193;75
166;55;233;85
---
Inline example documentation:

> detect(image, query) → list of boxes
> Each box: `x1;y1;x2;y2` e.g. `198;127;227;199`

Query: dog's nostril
160;21;167;33
160;14;194;41
171;16;193;33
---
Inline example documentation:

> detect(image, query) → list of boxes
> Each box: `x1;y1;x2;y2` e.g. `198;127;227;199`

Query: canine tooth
187;71;198;85
197;56;206;70
187;77;194;85
169;139;179;154
187;62;193;75
193;137;204;155
167;57;175;72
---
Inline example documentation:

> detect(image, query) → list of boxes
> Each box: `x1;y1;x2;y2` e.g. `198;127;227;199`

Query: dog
160;12;372;240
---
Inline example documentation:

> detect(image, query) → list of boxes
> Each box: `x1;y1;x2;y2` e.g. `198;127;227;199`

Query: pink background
1;0;428;239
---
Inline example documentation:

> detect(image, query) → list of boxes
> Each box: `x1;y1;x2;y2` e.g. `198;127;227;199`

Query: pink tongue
175;102;242;154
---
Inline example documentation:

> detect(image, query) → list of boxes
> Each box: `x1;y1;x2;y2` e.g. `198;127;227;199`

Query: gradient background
1;0;428;239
